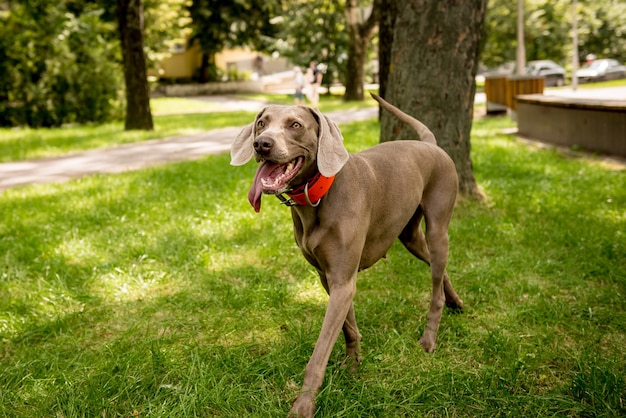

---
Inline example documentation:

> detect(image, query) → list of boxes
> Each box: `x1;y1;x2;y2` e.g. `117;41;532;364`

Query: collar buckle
276;193;297;206
275;171;335;208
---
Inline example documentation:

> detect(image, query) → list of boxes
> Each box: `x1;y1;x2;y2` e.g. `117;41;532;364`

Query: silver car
576;59;626;83
525;60;567;87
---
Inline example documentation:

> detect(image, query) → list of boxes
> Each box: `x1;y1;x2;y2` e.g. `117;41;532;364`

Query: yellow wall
157;44;258;80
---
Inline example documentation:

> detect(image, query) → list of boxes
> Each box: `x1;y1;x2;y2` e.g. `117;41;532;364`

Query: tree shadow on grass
2;144;625;416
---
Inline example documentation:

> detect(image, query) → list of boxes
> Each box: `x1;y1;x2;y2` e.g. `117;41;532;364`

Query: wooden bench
516;94;626;158
484;75;544;114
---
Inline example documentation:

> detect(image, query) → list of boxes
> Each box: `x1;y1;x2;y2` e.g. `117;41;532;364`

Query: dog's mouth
248;157;304;212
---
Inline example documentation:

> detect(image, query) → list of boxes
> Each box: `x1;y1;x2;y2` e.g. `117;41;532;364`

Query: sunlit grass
575;77;626;89
0;115;624;417
240;90;380;112
547;77;626;90
0;111;258;163
0;93;379;163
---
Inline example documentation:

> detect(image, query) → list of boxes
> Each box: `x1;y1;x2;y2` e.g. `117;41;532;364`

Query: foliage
0;115;624;416
94;0;192;70
577;0;626;63
482;0;626;69
525;1;570;63
0;1;123;127
274;0;350;88
187;0;281;81
482;0;518;68
143;0;193;66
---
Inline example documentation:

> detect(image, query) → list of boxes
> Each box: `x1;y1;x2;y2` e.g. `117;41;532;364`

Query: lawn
0;110;257;163
0;113;625;417
0;93;377;163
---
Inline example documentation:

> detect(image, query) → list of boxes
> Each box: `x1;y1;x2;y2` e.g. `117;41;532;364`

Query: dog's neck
277;170;335;207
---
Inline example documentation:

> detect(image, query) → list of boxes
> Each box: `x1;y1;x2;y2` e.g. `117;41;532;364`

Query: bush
0;4;123;127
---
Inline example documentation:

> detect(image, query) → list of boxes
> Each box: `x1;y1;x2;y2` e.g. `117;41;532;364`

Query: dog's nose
253;136;274;155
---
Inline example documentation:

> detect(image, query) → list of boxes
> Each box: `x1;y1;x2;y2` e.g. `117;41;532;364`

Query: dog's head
230;105;348;211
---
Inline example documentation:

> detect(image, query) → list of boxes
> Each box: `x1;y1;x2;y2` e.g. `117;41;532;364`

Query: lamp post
516;0;526;75
572;0;579;91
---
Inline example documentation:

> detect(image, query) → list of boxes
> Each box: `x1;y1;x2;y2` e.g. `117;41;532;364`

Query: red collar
278;171;335;207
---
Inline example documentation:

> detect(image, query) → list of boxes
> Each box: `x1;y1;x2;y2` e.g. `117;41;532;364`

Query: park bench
516;94;626;158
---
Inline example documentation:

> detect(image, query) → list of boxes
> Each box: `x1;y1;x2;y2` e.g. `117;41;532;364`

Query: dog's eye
257;120;265;128
291;121;302;128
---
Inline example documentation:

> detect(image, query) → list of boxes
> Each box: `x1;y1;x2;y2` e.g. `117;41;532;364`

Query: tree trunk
343;32;367;101
378;0;397;102
380;0;487;199
343;0;378;101
117;0;153;131
198;52;210;83
197;52;219;83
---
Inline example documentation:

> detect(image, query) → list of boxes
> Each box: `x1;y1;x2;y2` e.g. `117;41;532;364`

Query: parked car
575;59;626;83
525;60;567;87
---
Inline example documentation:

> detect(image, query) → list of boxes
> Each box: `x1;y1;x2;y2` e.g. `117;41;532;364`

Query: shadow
1;139;625;416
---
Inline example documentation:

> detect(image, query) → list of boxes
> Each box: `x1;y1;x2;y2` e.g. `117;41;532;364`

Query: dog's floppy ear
311;109;349;177
230;108;266;166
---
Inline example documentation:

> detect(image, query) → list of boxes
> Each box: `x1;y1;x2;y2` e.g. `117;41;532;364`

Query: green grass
0;93;376;163
239;91;380;112
1;115;625;417
0;111;258;163
574;78;626;89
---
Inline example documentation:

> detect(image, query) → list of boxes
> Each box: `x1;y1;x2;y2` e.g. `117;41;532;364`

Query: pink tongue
248;161;281;212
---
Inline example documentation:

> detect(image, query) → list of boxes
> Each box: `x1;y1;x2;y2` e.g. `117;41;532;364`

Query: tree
377;0;396;101
343;0;378;101
274;0;348;93
188;0;280;82
482;0;570;69
576;0;626;63
0;1;121;127
380;0;487;199
481;0;626;70
142;0;192;67
116;0;153;130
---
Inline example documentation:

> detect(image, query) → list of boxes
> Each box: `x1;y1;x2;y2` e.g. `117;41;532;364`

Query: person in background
305;61;323;107
253;55;264;77
293;66;305;104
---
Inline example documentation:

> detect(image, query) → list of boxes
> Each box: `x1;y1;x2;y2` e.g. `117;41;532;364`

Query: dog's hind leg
341;302;363;371
400;208;463;353
399;210;463;310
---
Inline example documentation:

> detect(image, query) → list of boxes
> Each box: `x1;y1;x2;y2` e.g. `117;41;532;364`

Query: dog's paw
418;334;436;353
289;392;316;418
445;298;464;311
340;354;362;372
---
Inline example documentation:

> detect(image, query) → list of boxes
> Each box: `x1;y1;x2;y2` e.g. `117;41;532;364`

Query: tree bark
343;0;378;101
378;0;397;102
117;0;153;131
380;0;487;199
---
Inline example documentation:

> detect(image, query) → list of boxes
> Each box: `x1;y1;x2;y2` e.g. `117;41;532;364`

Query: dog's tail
371;93;436;144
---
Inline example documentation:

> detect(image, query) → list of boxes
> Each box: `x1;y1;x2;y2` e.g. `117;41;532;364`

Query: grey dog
230;94;463;417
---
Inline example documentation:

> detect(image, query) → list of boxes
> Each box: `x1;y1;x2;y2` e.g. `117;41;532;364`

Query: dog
230;94;463;417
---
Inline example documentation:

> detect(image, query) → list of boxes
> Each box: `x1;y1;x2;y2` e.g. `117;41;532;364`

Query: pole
572;0;579;91
516;0;526;75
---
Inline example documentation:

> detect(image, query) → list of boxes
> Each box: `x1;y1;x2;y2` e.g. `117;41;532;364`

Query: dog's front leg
289;279;356;418
318;272;362;371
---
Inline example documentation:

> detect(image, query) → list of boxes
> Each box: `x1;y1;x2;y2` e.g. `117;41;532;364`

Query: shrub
0;4;123;127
